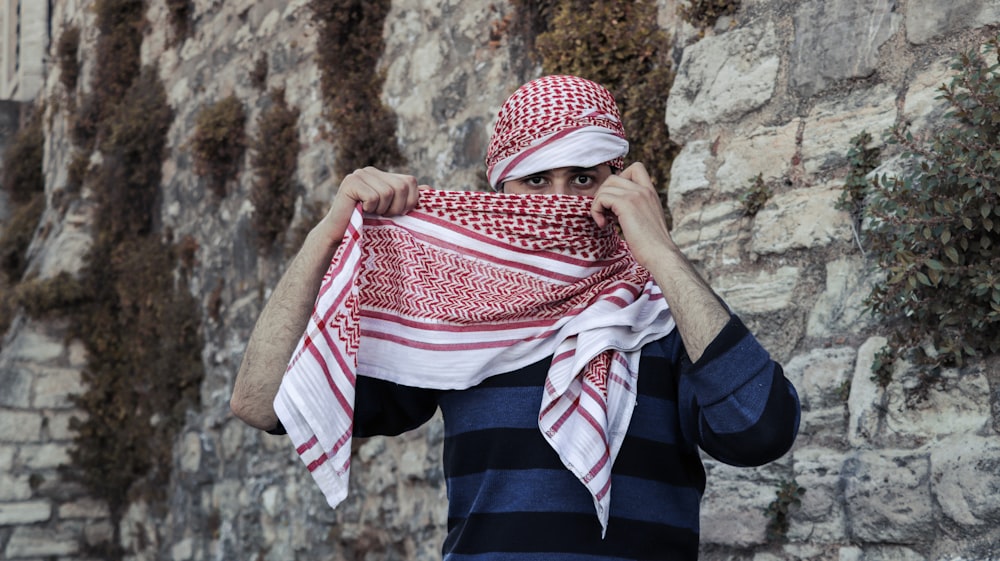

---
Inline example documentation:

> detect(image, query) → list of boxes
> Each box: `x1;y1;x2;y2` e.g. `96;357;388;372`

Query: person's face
502;165;614;196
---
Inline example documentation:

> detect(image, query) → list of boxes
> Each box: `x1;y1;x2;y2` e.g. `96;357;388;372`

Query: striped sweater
352;314;800;560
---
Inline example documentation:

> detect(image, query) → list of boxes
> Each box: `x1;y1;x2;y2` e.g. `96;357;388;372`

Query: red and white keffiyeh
486;75;629;190
274;189;675;534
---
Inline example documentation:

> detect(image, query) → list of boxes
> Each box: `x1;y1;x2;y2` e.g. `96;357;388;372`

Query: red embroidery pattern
275;189;675;536
486;75;627;180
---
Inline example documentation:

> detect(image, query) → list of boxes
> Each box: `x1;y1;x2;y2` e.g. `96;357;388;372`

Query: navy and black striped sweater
352;315;800;560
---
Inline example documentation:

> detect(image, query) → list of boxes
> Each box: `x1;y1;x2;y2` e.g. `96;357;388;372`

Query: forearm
643;240;730;363
230;217;347;430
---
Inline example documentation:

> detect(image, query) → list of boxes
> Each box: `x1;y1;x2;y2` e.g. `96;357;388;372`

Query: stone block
0;444;14;470
0;409;44;442
0;500;52;525
790;0;902;96
902;58;956;134
906;0;1000;45
58;497;110;519
669;200;745;265
806;256;876;338
0;473;32;501
179;431;202;473
847;337;887;448
784;347;855;412
930;434;1000;526
842;450;935;543
750;185;853;256
5;525;80;557
716;120;800;194
667;139;712;208
18;442;71;469
3;326;66;364
881;365;991;447
0;365;33;408
700;460;789;547
666;22;780;142
800;85;898;175
31;367;85;409
714;266;800;315
784;348;853;447
44;410;78;441
788;448;848;544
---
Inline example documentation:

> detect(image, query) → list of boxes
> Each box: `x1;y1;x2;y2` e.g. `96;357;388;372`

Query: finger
385;172;418;215
590;195;613;228
621;162;653;188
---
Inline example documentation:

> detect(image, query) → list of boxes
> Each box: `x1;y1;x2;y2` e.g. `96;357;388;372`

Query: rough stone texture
790;0;903;97
907;0;1000;45
3;1;1000;560
800;85;899;175
806;256;875;338
843;451;935;543
666;22;780;142
714;266;800;314
715;121;800;195
750;184;854;256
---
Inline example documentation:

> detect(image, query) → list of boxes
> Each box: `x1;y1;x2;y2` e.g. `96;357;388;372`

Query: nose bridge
552;176;572;195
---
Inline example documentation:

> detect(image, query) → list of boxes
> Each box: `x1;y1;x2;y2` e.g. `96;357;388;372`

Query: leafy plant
837;131;880;219
740;173;772;216
862;36;1000;386
764;479;805;542
191;95;246;198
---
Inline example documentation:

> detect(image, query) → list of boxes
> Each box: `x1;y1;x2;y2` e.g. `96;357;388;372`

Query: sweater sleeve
677;314;800;467
352;375;440;438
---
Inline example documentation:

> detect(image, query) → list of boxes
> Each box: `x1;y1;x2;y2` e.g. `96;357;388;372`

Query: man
231;75;799;560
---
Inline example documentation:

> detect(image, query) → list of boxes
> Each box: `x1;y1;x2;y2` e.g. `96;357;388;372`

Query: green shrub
191;95;246;198
0;107;45;284
532;0;678;221
862;36;1000;386
310;0;404;174
679;0;740;29
95;68;174;241
764;479;805;542
740;173;772;216
250;89;301;246
0;194;45;282
1;108;44;205
57;26;82;93
15;272;88;318
93;0;145;127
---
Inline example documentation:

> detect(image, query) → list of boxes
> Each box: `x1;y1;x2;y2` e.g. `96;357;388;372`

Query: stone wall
0;0;997;560
666;1;1000;559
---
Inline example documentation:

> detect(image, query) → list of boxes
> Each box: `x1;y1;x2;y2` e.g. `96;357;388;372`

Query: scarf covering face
486;75;630;190
274;189;675;535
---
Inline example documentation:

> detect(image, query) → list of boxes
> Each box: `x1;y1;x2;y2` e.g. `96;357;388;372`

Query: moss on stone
57;25;82;94
250;89;301;247
310;0;404;174
191;95;247;198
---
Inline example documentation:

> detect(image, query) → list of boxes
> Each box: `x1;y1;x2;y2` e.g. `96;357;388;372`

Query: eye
573;174;597;187
525;176;547;186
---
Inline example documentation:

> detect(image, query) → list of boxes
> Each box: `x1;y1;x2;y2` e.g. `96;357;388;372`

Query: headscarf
485;75;629;190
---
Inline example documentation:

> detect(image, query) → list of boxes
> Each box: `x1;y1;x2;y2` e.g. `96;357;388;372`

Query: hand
590;162;674;268
318;167;426;248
